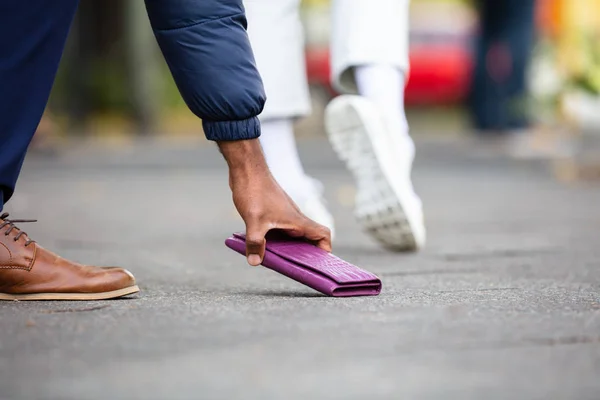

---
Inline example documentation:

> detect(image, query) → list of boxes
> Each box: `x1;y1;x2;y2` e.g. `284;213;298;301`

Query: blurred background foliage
46;0;600;137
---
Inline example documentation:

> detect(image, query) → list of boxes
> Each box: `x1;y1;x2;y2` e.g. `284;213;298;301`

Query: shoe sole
0;285;140;301
325;96;423;252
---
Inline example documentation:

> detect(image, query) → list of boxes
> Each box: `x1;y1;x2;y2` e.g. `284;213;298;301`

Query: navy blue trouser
0;0;80;209
0;0;266;210
468;0;536;133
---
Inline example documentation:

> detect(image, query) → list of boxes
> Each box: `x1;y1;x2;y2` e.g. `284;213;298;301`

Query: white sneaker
294;177;336;240
325;95;426;251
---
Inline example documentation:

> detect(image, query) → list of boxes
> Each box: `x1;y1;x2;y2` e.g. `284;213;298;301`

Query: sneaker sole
325;96;423;252
0;285;140;301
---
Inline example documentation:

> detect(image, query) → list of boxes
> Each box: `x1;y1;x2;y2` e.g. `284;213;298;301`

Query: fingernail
247;254;261;266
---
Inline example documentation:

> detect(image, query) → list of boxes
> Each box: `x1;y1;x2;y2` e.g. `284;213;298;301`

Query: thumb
245;222;269;266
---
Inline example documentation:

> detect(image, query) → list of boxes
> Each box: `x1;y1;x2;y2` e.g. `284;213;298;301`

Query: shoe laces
0;213;37;246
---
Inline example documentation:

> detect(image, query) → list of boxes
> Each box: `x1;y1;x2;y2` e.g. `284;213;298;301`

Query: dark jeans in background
468;0;537;133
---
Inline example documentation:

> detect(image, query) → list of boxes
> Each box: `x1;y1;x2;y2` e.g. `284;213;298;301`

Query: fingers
245;221;269;266
246;216;330;268
283;217;332;253
304;219;332;252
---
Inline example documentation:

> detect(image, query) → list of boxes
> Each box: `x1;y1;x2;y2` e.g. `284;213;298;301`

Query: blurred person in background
0;0;330;301
245;0;425;252
468;0;537;137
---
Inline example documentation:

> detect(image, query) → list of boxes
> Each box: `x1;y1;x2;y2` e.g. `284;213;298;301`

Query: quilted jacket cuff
203;117;261;141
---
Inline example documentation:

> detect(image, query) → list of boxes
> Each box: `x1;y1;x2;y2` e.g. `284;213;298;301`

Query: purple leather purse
225;233;382;297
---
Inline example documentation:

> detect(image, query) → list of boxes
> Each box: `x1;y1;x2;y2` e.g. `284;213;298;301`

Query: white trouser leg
259;118;312;199
244;0;311;120
244;0;311;196
245;0;311;199
330;0;410;94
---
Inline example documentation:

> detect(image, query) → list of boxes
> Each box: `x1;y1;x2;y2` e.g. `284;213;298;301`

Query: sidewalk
1;136;599;400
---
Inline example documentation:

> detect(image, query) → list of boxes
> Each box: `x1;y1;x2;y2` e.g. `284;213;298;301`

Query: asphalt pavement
1;136;599;400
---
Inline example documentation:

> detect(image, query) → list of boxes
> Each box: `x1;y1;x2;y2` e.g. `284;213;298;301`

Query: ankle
355;64;409;135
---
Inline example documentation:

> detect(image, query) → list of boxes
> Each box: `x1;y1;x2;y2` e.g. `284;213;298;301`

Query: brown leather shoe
0;213;139;300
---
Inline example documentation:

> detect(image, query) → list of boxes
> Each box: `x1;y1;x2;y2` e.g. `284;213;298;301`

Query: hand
232;171;331;266
218;139;331;266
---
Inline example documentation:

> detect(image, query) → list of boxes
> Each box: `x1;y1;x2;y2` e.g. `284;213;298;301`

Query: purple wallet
225;233;382;297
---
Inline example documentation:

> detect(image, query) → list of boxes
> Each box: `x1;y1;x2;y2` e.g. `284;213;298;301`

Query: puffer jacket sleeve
144;0;266;141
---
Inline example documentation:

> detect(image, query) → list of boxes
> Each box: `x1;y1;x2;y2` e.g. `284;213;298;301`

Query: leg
243;0;334;234
330;0;410;96
469;0;512;131
469;0;535;132
244;0;310;121
325;0;426;251
0;0;79;208
331;0;410;135
504;0;535;130
245;0;310;192
0;0;138;300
